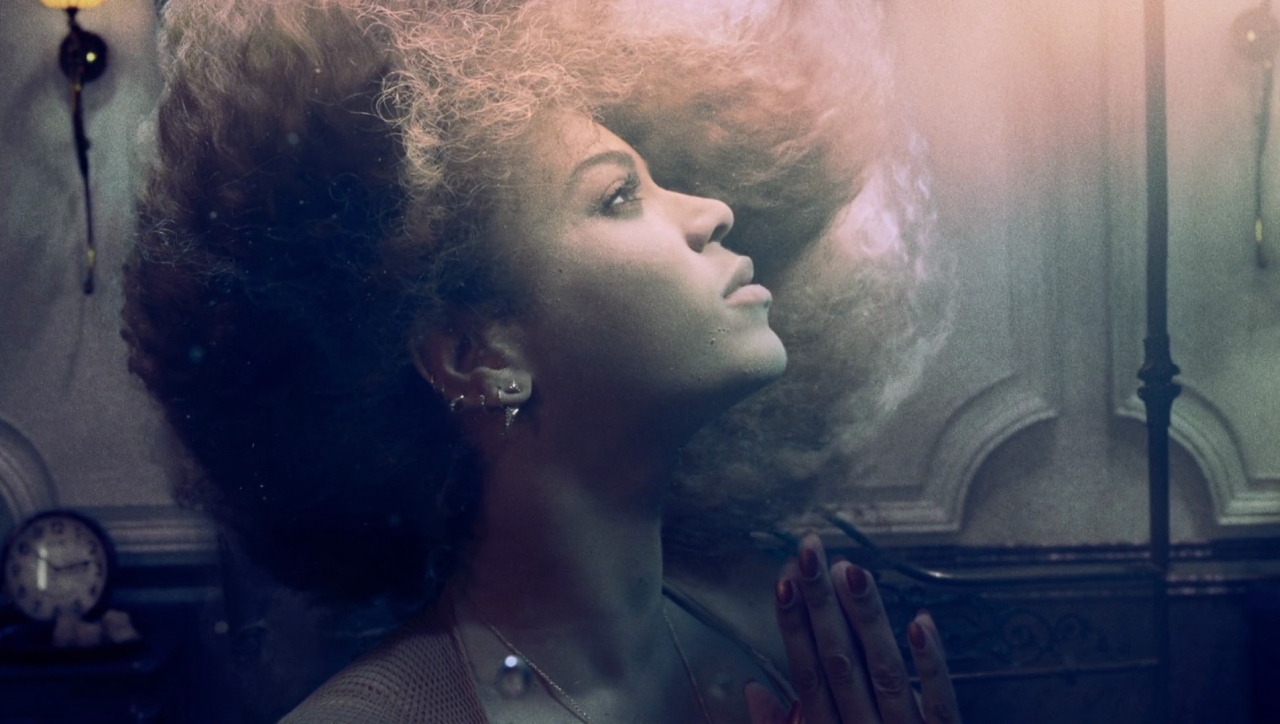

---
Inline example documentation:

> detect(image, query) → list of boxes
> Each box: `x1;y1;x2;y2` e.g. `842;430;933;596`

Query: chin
717;334;790;405
743;330;789;383
662;333;789;439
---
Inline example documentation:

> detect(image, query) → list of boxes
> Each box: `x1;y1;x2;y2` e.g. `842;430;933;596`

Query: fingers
773;534;962;724
831;560;924;724
745;681;802;724
909;612;961;724
775;558;842;722
792;535;881;723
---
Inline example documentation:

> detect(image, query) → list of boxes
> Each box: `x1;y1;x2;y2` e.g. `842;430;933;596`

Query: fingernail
908;619;927;651
799;546;820;580
775;578;796;607
786;700;803;724
846;564;869;597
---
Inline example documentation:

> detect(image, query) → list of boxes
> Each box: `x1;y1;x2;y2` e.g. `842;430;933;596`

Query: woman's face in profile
493;113;787;421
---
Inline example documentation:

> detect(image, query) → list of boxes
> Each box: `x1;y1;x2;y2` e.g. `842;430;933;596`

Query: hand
746;534;960;724
50;559;93;573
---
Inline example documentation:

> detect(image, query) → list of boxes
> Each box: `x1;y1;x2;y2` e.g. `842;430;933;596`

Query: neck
453;422;678;684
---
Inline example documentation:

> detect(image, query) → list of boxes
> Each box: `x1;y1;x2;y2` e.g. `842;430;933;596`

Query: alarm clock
2;510;114;622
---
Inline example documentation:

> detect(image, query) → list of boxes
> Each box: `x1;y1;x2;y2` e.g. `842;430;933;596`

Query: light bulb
40;0;107;9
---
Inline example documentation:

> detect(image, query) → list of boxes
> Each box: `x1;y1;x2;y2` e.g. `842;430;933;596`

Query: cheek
561;263;702;334
527;252;713;365
527;231;699;310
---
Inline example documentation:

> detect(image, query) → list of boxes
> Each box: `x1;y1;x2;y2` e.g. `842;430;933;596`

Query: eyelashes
600;172;642;215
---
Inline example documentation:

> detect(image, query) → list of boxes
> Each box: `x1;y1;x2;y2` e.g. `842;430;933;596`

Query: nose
679;192;734;252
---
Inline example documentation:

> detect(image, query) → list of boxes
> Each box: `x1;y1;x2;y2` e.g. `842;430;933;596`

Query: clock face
2;511;112;622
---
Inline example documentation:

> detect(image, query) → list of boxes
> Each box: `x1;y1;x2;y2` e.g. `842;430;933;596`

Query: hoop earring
495;380;523;408
449;395;465;413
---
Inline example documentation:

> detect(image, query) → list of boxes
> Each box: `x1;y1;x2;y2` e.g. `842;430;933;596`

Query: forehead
490;112;636;236
511;113;634;190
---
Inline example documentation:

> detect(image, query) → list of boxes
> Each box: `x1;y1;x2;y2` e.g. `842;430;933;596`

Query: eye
601;173;642;215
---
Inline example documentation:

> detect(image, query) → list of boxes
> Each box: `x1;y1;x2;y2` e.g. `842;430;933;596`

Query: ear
411;317;533;410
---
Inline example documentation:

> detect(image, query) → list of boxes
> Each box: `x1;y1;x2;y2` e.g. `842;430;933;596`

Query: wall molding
834;379;1058;534
79;504;219;564
0;416;55;523
1117;386;1280;525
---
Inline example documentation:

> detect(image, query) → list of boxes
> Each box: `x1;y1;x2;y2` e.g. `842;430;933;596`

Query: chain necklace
664;606;714;723
465;595;713;723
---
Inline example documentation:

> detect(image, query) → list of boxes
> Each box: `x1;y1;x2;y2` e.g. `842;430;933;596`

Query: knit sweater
279;604;487;723
279;585;792;723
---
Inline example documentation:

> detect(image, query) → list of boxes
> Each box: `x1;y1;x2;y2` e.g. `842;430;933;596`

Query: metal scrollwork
875;580;1135;679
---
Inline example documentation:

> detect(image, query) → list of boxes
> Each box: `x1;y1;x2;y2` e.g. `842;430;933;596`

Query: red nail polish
846;565;869;596
775;578;795;607
799;546;819;579
908;620;927;651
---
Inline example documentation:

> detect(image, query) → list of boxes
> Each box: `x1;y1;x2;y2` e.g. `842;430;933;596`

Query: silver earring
496;381;521;405
504;405;520;435
478;394;486;408
449;395;465;413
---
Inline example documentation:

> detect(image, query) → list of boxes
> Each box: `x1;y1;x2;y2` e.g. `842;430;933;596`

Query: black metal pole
1138;0;1181;721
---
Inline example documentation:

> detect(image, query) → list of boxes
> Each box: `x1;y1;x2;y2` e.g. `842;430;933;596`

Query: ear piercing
499;380;523;437
494;380;522;405
445;382;524;438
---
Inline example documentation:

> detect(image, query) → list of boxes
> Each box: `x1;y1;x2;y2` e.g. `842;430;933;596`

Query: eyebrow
565;150;639;191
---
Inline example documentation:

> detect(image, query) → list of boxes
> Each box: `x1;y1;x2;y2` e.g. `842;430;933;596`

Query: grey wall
843;0;1280;547
0;1;210;562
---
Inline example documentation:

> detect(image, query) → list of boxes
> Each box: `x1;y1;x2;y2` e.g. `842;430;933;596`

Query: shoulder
279;608;487;724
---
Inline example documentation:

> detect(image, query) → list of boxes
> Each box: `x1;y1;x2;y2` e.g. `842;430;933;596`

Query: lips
723;258;756;297
723;258;772;307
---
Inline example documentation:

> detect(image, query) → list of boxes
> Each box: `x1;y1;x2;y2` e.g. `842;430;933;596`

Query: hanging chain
466;595;713;723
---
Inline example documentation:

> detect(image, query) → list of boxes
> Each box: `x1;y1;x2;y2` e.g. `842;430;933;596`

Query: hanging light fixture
1233;1;1280;269
40;0;109;294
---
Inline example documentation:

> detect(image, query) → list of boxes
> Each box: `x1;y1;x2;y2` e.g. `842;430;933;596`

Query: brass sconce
41;0;109;294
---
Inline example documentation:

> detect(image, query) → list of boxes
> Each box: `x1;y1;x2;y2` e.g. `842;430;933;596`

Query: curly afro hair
123;0;933;601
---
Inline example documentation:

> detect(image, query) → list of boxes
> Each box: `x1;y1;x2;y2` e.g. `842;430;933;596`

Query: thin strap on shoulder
662;580;797;704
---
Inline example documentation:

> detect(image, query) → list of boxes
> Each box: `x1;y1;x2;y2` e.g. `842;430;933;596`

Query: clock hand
49;559;94;573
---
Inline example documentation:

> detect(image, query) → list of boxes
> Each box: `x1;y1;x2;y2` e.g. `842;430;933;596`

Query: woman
123;0;959;721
